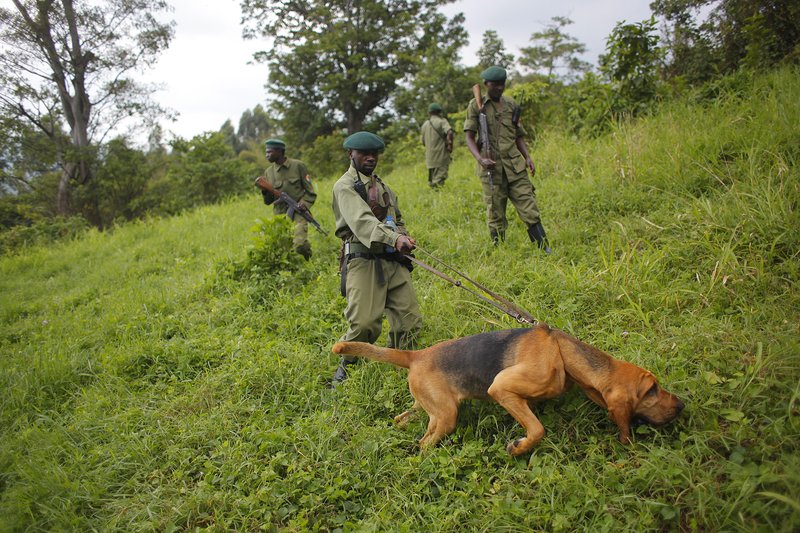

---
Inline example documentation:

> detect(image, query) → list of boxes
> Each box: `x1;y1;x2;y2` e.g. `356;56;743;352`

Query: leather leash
404;246;538;325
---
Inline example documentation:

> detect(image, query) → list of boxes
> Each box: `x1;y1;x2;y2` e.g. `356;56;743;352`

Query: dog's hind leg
416;398;458;451
394;401;420;427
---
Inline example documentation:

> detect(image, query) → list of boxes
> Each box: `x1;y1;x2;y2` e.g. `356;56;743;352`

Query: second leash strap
406;246;538;325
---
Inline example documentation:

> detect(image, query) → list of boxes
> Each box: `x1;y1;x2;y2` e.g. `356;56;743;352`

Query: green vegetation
1;68;798;531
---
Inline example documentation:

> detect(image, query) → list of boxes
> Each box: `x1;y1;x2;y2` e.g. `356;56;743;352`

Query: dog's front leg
488;387;546;456
607;403;633;444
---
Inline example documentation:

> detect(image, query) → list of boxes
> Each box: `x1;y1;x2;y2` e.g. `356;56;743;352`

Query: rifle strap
353;173;390;221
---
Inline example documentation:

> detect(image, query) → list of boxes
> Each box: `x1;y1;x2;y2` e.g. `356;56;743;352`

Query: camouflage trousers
339;257;422;362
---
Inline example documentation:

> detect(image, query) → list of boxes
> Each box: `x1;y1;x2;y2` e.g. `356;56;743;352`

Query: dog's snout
676;399;685;413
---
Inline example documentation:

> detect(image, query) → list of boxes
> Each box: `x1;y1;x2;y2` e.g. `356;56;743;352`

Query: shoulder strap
353;173;368;203
353;174;390;221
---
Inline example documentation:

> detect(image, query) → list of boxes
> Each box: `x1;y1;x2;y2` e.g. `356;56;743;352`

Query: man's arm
466;130;495;170
294;162;316;208
515;137;536;176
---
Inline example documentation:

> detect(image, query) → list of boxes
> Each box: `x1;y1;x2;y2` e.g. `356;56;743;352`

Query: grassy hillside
1;68;798;531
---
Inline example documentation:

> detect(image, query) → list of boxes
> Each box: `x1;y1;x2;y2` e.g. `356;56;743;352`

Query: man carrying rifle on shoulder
255;138;318;260
465;66;552;253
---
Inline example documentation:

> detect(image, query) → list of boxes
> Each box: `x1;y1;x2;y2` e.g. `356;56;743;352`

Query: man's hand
479;157;496;171
526;158;536;176
297;201;309;213
395;235;416;254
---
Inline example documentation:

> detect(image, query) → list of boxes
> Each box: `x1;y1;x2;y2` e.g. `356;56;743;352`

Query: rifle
472;84;494;190
254;176;329;236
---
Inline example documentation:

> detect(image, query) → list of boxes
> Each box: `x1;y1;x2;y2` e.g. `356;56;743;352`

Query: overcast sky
143;0;654;140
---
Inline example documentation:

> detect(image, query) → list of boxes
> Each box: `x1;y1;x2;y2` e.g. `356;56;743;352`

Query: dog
332;324;684;456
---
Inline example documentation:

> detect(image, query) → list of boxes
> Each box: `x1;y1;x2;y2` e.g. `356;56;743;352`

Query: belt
345;240;374;254
339;242;409;297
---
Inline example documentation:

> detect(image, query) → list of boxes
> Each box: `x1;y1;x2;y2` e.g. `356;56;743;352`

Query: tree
601;18;661;110
1;114;59;196
519;16;591;83
651;0;800;81
166;132;257;208
75;137;152;228
392;14;470;125
477;30;515;71
240;0;465;143
0;0;174;216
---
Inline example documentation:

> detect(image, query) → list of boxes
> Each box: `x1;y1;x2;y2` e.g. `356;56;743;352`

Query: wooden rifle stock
471;84;494;189
254;176;329;235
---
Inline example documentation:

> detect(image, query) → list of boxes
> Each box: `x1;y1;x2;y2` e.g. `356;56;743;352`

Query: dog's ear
636;373;658;402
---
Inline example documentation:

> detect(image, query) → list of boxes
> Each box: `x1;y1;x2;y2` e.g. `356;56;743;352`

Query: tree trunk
57;169;71;215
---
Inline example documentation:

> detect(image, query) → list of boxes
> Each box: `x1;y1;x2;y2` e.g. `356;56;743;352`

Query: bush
0;216;90;255
225;215;304;289
298;132;349;180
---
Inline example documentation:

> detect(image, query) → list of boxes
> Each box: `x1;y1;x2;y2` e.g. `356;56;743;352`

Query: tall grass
1;68;798;531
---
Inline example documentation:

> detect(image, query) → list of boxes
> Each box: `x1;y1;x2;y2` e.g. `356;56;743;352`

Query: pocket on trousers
511;154;527;174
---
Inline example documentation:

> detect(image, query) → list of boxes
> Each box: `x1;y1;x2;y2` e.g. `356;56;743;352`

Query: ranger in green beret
464;66;552;252
330;131;423;384
420;103;454;188
258;138;318;260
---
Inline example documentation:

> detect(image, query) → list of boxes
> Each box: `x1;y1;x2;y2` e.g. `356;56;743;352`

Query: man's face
265;147;284;163
485;80;505;101
350;149;380;175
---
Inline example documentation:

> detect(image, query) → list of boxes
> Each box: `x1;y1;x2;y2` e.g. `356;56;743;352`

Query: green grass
1;67;799;531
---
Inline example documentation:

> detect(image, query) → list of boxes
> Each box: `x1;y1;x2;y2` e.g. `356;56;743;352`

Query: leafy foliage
240;0;464;143
163;132;258;209
0;0;175;214
601;17;662;114
519;16;591;83
477;29;516;71
226;215;304;288
652;0;800;80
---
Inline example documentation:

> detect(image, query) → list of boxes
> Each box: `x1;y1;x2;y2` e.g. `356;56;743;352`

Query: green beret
480;65;507;82
428;103;443;113
264;138;286;149
343;131;385;151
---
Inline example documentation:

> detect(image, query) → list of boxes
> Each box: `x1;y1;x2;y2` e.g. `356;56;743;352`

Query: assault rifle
472;83;494;190
254;176;329;236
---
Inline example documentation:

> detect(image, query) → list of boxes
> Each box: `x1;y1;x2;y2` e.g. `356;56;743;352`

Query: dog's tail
332;341;413;369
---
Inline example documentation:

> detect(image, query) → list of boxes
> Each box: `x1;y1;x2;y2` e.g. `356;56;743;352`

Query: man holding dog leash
330;131;423;385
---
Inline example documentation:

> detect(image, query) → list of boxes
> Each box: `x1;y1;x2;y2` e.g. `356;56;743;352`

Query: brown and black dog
332;324;684;456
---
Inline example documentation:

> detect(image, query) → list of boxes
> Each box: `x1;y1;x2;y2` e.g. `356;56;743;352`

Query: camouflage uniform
261;157;317;258
331;131;422;384
421;112;453;188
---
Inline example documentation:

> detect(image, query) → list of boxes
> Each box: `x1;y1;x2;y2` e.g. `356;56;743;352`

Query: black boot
295;243;312;261
388;330;418;350
330;358;357;386
527;222;552;254
490;228;505;246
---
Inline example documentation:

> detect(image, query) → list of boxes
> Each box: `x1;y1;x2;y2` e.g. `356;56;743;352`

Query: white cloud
142;0;266;140
143;0;655;139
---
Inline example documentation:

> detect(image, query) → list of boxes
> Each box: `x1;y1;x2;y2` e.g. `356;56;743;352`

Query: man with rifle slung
420;103;454;189
254;138;320;260
465;66;552;253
